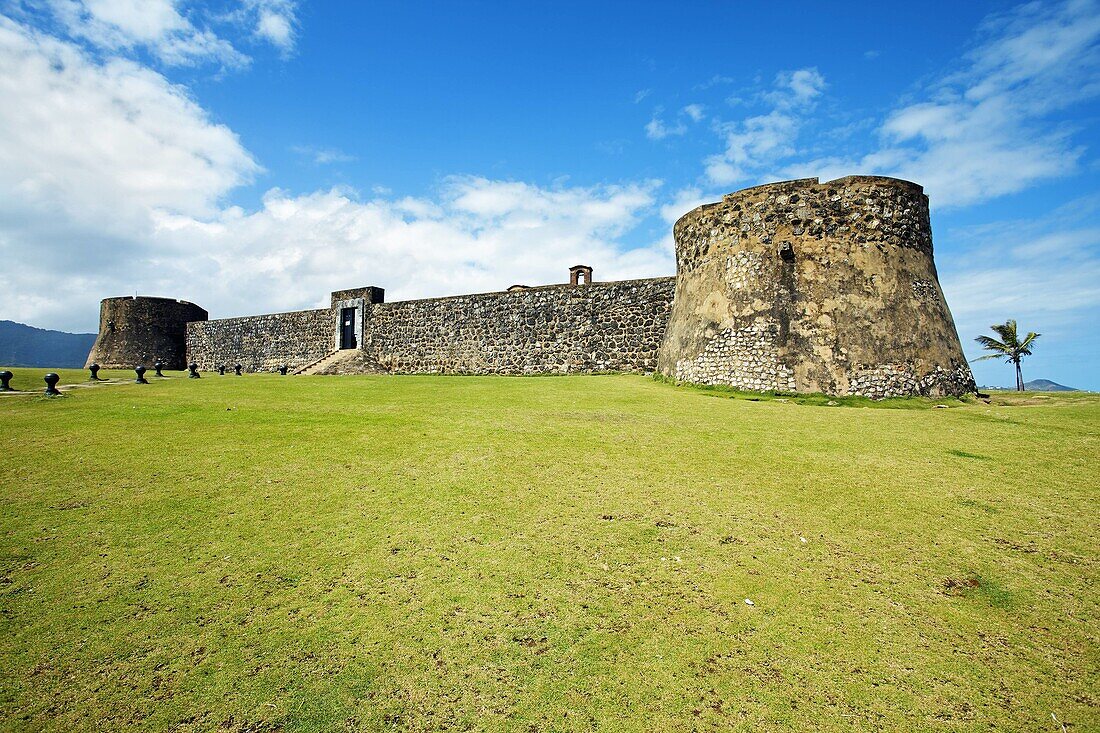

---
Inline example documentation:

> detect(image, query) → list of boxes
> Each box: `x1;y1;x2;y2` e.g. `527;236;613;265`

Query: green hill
0;320;95;368
1;371;1096;731
1024;378;1079;391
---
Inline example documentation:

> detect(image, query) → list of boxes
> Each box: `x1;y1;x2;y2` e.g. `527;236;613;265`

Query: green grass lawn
1;369;1097;731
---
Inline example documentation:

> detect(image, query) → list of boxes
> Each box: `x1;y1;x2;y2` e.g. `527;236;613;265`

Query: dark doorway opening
340;307;357;349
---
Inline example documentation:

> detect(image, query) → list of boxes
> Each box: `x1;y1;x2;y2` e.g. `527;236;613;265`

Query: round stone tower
657;176;975;397
85;296;208;370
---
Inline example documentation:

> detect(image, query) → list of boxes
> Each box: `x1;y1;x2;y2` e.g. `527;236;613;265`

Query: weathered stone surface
657;176;975;397
85;296;207;370
185;308;334;372
320;278;675;375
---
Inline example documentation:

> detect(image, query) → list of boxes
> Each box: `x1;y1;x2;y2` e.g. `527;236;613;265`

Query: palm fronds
973;320;1041;390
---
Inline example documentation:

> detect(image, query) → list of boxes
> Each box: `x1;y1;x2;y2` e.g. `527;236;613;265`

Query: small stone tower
657;176;974;397
85;296;208;370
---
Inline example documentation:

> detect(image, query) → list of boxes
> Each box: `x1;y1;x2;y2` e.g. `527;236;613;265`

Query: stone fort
85;176;976;397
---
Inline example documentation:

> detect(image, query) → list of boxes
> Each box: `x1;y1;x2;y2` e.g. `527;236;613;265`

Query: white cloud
658;187;716;225
36;0;300;66
41;0;248;66
244;0;296;52
932;197;1100;387
775;67;825;107
0;15;668;331
703;67;824;186
646;104;706;140
644;107;686;140
682;103;705;122
145;178;668;322
786;0;1100;207
0;17;257;223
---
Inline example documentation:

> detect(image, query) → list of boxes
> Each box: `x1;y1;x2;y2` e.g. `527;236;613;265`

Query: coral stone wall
85;296;208;370
185;308;334;372
657;176;975;397
320;278;674;375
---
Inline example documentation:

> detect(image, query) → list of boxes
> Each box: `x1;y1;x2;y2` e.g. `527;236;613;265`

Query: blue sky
1;0;1098;389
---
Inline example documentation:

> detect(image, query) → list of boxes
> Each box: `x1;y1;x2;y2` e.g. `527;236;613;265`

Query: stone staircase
294;349;358;375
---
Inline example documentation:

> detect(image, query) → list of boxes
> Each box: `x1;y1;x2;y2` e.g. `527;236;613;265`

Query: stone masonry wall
322;278;675;375
186;308;334;372
86;296;208;370
657;176;975;397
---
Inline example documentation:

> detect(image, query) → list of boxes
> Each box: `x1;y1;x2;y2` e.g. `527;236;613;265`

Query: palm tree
974;320;1040;391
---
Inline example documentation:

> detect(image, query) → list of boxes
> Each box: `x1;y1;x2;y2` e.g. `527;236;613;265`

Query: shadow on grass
947;449;991;460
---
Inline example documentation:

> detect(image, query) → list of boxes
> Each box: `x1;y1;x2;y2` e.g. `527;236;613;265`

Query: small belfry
569;265;593;286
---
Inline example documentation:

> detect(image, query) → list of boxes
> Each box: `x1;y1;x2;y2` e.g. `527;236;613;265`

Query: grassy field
1;368;1097;731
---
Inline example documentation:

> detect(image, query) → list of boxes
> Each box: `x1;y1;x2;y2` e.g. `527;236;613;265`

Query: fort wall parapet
345;277;674;375
185;308;333;372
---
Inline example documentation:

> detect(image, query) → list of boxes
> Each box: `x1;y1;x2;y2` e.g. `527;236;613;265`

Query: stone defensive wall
185;308;335;373
347;277;674;375
89;175;975;397
85;296;207;370
182;276;675;375
656;175;975;397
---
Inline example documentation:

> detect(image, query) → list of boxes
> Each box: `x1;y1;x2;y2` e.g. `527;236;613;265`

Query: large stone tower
657;176;974;397
85;296;208;370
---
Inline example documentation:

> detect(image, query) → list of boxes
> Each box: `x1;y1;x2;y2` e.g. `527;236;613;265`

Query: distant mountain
1024;379;1079;392
0;320;96;368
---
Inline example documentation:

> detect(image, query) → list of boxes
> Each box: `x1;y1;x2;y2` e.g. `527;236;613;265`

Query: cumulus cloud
645;104;706;140
40;0;247;66
935;200;1100;388
939;195;1100;335
149;178;668;322
0;15;668;331
0;17;257;225
703;67;825;186
34;0;299;66
242;0;296;53
644;109;686;140
658;187;716;225
786;0;1100;207
682;103;705;122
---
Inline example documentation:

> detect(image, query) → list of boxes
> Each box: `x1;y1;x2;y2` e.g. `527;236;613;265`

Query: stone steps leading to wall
294;349;358;375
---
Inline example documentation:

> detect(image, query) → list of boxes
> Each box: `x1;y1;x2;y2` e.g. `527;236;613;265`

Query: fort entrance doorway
340;308;356;349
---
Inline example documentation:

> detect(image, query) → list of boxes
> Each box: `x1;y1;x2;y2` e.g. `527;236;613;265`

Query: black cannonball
278;365;288;375
154;360;165;377
234;364;242;376
135;365;148;384
44;372;61;396
0;370;13;391
188;362;201;379
89;363;101;380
